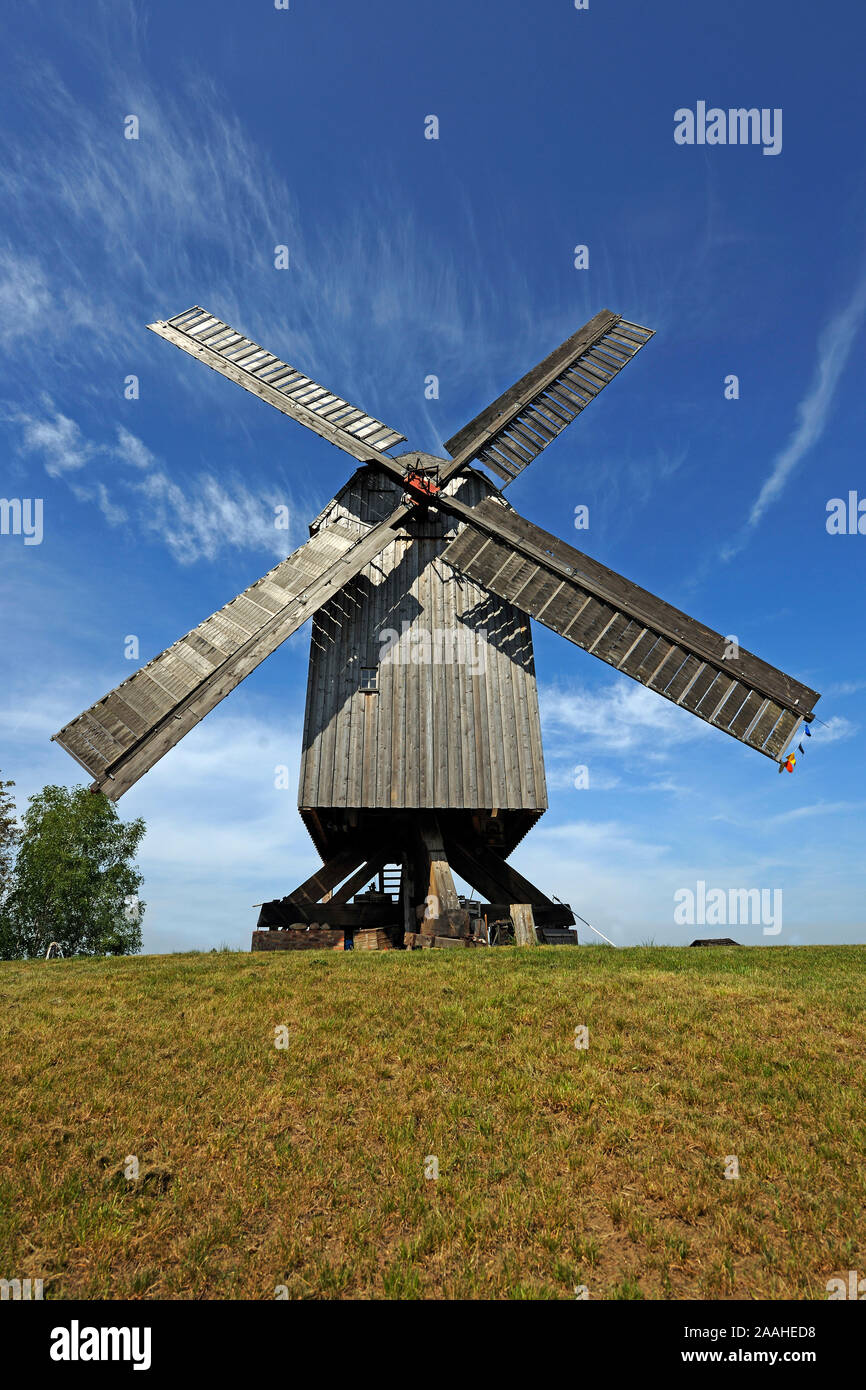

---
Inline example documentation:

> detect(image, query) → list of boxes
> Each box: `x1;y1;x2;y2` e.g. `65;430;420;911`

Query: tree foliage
0;784;146;959
0;776;20;906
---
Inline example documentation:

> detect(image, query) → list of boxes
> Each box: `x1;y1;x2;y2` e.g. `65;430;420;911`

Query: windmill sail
441;497;819;760
148;307;407;462
443;310;653;485
53;508;409;799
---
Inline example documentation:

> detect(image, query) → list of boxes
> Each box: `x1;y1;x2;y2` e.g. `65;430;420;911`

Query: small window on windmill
360;667;378;692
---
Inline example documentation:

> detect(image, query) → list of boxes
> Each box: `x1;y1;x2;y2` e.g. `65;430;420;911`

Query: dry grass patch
1;945;863;1299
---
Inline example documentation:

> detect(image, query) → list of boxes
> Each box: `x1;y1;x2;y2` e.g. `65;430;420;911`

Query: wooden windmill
52;306;820;950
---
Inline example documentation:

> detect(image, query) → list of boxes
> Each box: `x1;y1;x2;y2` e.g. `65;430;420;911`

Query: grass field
1;945;863;1300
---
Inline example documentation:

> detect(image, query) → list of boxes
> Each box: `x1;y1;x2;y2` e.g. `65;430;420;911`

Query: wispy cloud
766;800;866;827
811;715;856;744
0;249;52;344
0;23;576;568
134;468;297;564
722;267;866;559
68;478;128;527
544;765;623;792
824;679;866;697
115;426;155;469
544;760;687;796
12;403;99;475
9;403;299;561
540;679;714;754
0;13;593;478
533;817;673;860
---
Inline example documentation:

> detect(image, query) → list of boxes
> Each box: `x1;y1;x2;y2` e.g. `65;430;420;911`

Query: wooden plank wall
298;468;548;812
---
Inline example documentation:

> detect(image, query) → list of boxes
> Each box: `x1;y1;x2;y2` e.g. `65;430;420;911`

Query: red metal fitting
403;466;440;504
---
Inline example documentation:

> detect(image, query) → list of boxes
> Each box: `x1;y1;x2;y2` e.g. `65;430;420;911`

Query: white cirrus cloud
766;799;866;827
539;679;714;754
809;715;856;744
114;425;156;469
8;402;303;562
11;404;102;475
0;250;52;343
722;267;866;558
134;467;299;564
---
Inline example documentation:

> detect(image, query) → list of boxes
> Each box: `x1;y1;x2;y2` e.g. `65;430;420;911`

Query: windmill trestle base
251;810;575;951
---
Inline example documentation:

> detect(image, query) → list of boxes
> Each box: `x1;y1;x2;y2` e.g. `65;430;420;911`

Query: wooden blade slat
729;691;765;740
573;599;618;648
587;612;631;658
636;636;672;683
764;710;803;759
748;700;785;749
618;629;658;676
647;647;687;692
485;442;525;474
535;393;574;425
552;377;593;410
678;663;718;711
495;431;535;465
665;655;703;703
694;671;734;719
478;448;517;481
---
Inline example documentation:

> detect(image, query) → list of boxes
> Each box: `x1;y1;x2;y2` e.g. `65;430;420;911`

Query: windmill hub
394;451;447;470
395;452;446;508
51;303;820;953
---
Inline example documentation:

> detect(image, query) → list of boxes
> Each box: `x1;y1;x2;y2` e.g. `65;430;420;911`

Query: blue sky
1;0;864;951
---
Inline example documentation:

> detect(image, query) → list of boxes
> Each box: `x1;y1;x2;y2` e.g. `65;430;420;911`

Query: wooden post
510;903;537;947
401;859;414;937
417;814;461;916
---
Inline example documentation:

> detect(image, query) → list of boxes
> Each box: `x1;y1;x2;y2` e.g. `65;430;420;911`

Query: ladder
378;864;403;902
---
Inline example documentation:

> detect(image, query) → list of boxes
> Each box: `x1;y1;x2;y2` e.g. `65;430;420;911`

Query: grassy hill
1;945;863;1300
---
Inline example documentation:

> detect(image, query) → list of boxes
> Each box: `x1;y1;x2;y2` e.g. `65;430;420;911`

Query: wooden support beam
330;853;389;905
257;899;401;929
510;903;538;947
485;901;574;927
254;821;573;950
444;839;554;909
401;860;414;937
287;847;367;904
416;814;460;916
